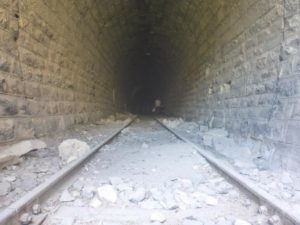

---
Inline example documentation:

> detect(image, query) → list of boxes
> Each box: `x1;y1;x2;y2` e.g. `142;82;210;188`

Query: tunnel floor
43;118;267;225
0;115;298;225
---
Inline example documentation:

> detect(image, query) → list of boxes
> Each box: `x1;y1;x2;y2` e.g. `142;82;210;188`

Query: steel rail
156;117;300;225
0;116;137;225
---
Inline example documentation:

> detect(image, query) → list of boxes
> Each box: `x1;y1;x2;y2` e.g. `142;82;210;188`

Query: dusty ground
158;117;300;215
0;114;133;210
43;119;271;225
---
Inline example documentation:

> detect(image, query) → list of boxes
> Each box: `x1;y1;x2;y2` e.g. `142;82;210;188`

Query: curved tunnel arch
2;0;297;167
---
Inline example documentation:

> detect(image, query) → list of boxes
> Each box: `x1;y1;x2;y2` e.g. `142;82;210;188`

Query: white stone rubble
89;197;102;208
0;139;46;169
60;189;75;202
58;139;91;163
97;185;118;203
150;212;167;223
19;213;32;225
234;219;252;225
0;181;11;196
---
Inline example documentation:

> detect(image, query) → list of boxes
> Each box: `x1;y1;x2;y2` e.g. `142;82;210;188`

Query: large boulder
0;139;46;169
58;139;90;164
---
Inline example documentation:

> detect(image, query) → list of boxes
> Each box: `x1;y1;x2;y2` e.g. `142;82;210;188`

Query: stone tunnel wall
162;0;300;169
0;0;124;144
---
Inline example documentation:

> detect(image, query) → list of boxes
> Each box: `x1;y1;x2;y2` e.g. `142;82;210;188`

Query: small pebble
150;212;167;223
234;219;251;225
258;205;268;215
32;204;41;215
268;215;280;225
19;213;32;225
89;197;102;208
205;196;218;206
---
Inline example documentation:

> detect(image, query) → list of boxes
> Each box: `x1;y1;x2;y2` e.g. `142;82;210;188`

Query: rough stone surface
97;185;118;203
60;190;75;202
234;219;251;225
89;197;102;208
0;181;11;196
150;212;167;223
268;215;281;225
0;139;46;168
32;204;42;215
0;0;124;144
19;213;32;225
58;139;90;163
127;187;147;203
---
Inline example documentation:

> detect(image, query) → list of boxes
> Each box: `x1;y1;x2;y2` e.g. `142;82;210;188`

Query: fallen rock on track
97;184;118;203
0;181;11;196
0;139;46;169
58;139;90;164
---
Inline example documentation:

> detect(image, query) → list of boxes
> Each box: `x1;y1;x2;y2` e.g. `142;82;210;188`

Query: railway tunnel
1;0;300;224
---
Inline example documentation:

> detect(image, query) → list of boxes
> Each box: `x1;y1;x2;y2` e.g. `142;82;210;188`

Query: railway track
0;117;298;225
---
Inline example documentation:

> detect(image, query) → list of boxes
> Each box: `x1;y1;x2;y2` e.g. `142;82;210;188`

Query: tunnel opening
117;0;172;115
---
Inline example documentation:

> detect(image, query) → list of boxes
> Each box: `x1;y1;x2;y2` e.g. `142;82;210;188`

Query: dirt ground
158;117;300;217
0;114;132;210
43;119;271;225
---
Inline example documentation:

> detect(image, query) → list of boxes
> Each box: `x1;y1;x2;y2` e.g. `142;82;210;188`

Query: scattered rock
281;191;293;199
205;196;218;206
19;213;32;225
140;199;162;209
199;125;209;133
182;218;203;225
116;182;132;192
151;188;164;202
0;196;11;207
71;190;80;198
268;215;280;225
89;197;102;208
58;139;90;163
0;139;46;169
128;187;147;203
19;173;38;191
31;213;48;225
142;143;149;148
59;190;75;202
255;217;266;225
162;118;183;128
150;212;167;223
202;134;214;148
81;185;95;199
0;181;11;196
242;199;251;207
97;185;118;203
73;199;84;207
4;176;16;182
215;182;233;194
72;180;84;191
234;219;251;225
161;193;178;210
174;190;191;205
32;204;41;215
215;217;233;225
258;205;268;215
281;172;293;184
109;177;123;186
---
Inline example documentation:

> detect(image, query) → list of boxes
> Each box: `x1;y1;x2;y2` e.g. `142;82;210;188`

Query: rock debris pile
0;113;132;209
43;119;275;225
160;117;300;213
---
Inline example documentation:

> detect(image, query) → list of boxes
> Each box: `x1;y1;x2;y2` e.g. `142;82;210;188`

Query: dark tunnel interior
117;0;174;114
